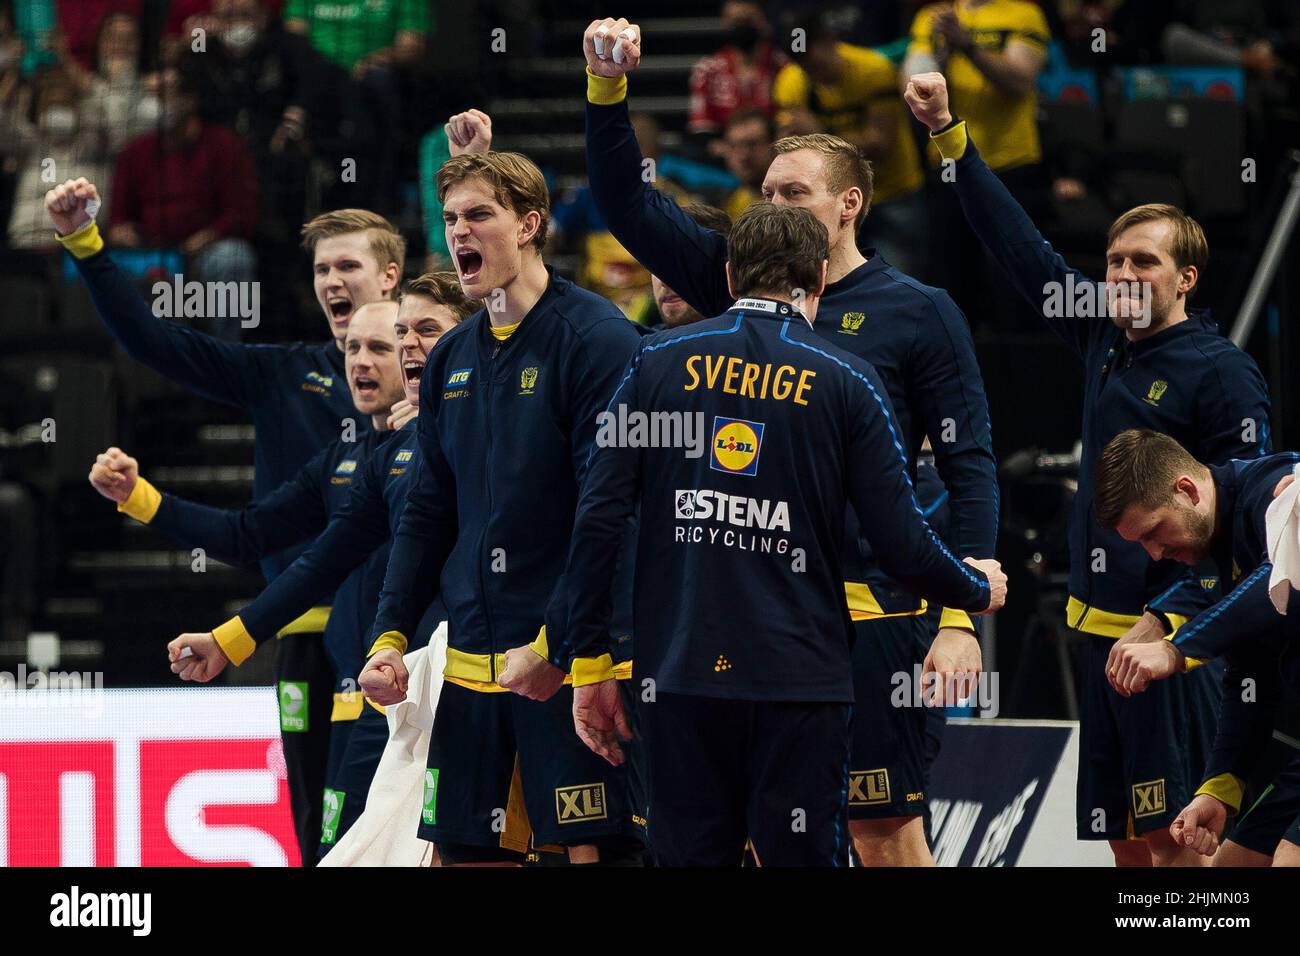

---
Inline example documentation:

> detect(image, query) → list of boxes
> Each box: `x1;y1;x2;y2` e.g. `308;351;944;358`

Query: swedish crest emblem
520;366;539;394
840;312;865;334
1145;379;1169;405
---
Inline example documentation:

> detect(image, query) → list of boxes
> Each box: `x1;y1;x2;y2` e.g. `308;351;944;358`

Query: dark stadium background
2;0;1297;721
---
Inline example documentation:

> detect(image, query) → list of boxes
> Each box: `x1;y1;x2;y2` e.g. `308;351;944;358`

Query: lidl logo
556;783;608;823
422;769;439;825
520;366;539;394
278;681;308;733
1132;778;1166;818
840;312;865;334
1145;379;1169;405
709;416;764;477
849;769;891;806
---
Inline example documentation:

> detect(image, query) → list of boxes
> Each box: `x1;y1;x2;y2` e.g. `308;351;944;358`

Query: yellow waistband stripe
56;218;104;259
118;476;163;524
1196;773;1245;814
844;582;926;621
331;691;364;722
587;68;627;105
213;616;256;666
444;645;632;694
931;120;969;163
277;606;331;638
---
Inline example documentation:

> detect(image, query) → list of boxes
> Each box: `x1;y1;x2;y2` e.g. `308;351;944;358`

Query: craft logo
556;783;607;823
849;769;891;806
709;416;764;477
839;311;866;334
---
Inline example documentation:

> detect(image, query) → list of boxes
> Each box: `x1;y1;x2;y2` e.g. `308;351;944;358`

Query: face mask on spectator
136;94;161;125
221;22;258;55
42;106;78;137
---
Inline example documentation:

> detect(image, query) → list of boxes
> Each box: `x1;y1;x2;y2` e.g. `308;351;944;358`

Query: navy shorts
419;678;646;858
1230;750;1300;856
1076;631;1223;840
640;690;852;866
849;615;942;819
318;700;389;857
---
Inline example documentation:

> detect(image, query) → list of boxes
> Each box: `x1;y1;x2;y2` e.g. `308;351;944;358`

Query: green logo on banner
422;768;439;825
321;788;344;844
279;681;308;732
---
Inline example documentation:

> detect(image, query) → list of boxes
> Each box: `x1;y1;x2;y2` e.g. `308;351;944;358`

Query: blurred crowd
0;0;1297;341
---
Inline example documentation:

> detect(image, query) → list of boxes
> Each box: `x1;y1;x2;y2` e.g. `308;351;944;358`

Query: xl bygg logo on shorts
849;769;891;806
709;416;764;477
556;783;608;823
1132;778;1166;818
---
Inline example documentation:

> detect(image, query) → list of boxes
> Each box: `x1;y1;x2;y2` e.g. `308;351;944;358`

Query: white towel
1265;463;1300;615
319;623;447;867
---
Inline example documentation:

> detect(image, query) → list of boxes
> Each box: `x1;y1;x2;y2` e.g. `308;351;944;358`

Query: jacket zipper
480;339;501;680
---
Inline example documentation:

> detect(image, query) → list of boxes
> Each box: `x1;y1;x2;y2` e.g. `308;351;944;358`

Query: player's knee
1213;839;1271;868
850;815;919;839
1271;839;1300;867
1109;838;1153;867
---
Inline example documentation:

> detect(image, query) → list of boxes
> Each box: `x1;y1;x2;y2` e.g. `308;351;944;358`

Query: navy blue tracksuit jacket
545;297;991;703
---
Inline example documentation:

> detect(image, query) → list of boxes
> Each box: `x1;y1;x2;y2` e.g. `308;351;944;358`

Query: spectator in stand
718;108;773;221
52;0;141;73
108;66;258;338
1;67;108;252
902;0;1050;326
283;0;429;214
55;12;156;155
774;11;928;277
687;1;784;149
179;0;310;243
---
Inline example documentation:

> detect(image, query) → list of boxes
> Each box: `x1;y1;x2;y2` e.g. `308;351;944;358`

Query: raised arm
903;74;1093;358
582;17;731;317
47;178;268;409
90;445;331;567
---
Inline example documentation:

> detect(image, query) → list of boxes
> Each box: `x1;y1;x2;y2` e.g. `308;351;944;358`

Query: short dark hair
681;201;732;238
401;272;478;321
1094;429;1205;529
727;203;827;300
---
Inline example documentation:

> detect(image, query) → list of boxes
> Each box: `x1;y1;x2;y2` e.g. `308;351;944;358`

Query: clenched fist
1170;794;1227;857
963;557;1007;614
359;648;409;705
446;109;493;157
45;177;101;237
903;72;953;132
583;18;642;78
168;632;229;682
89;447;139;504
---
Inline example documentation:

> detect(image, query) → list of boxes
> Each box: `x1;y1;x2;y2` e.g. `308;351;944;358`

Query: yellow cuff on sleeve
117;476;163;524
586;68;627;105
938;607;976;633
571;653;616;687
1196;773;1245;814
931;120;969;163
212;616;256;666
529;626;549;660
368;630;408;656
56;218;105;259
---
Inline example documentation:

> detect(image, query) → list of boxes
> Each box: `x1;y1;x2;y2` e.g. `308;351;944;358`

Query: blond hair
1107;204;1208;299
773;133;874;228
300;209;407;276
436;152;551;248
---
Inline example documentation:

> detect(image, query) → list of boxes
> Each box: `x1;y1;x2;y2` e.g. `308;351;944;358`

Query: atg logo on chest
302;370;334;396
444;368;472;400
